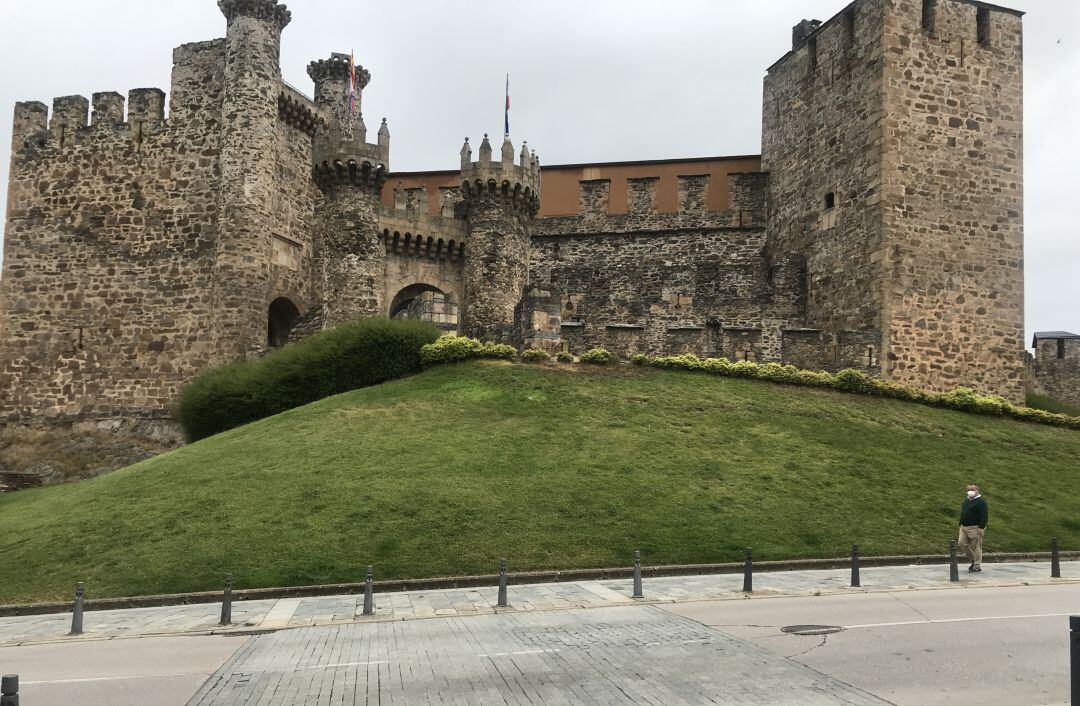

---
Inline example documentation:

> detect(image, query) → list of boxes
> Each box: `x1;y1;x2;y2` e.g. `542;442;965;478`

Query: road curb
2;551;1076;617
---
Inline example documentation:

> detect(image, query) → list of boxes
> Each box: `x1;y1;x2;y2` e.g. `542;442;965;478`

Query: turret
212;0;292;357
307;53;390;327
458;133;542;341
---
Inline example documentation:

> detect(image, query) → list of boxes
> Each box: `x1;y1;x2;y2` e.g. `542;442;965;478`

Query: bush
580;348;616;365
555;351;574;363
419;336;519;366
630;354;652;366
521;348;551;364
178;318;440;442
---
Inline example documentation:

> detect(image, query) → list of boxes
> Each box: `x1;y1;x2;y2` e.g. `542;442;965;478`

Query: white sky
0;0;1076;346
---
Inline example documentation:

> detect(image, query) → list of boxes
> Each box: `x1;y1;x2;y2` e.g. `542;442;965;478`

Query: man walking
958;484;989;573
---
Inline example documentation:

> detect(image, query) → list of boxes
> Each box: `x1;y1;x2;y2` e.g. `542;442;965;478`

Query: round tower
459;134;541;340
213;0;292;358
308;54;389;328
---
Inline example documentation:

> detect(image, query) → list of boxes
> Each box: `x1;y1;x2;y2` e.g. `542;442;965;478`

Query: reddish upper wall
383;155;762;219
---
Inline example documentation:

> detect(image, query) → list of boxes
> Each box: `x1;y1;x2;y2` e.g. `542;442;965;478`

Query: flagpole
504;73;510;137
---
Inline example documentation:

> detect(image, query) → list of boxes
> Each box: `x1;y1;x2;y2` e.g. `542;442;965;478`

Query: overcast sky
1;0;1075;346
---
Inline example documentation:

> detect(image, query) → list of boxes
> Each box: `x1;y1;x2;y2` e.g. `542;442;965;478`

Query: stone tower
309;54;390;328
214;0;293;357
458;134;541;340
762;0;1025;402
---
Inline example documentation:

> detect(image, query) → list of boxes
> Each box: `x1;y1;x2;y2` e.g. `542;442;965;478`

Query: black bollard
70;582;85;635
362;565;374;616
742;547;753;593
497;558;508;608
1052;537;1061;579
1071;616;1079;704
219;574;233;626
949;539;960;583
851;544;861;588
1;674;17;706
632;550;644;599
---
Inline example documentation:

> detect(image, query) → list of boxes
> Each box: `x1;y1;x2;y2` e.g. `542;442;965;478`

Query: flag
504;73;510;136
349;50;357;115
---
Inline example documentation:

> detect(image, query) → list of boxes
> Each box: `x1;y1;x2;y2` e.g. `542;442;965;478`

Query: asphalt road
0;634;243;706
664;582;1079;705
1;583;1075;704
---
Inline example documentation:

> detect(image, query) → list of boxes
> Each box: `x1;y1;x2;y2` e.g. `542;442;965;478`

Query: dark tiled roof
1032;331;1080;347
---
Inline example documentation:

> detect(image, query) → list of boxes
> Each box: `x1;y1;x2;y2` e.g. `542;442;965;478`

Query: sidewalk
0;561;1074;648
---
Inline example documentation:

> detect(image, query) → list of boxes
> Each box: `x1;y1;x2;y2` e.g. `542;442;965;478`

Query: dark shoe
969;566;982;573
969;562;975;570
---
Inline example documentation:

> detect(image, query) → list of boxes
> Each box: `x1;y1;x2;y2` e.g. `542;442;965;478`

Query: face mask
967;490;977;499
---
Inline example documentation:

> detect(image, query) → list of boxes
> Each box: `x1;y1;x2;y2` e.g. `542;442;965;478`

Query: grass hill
1;361;1077;604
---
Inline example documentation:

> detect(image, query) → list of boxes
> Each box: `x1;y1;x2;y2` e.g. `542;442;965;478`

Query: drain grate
781;625;844;636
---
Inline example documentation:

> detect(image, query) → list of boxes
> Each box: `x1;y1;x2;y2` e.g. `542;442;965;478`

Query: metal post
219;574;233;626
1052;537;1061;579
632;550;644;599
70;582;85;635
742;547;753;593
851;544;861;588
1;674;18;706
1071;616;1080;705
497;558;508;608
363;565;374;616
949;539;959;583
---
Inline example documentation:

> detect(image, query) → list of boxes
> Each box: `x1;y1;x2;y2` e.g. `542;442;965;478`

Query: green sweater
960;496;988;529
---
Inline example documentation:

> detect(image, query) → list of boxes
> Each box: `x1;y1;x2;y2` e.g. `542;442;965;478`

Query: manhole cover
781;625;844;636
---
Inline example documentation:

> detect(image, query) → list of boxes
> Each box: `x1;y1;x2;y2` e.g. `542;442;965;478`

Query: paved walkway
189;606;888;705
0;561;1073;648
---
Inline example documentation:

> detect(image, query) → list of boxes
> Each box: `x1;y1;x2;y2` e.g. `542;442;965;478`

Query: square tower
763;0;1024;402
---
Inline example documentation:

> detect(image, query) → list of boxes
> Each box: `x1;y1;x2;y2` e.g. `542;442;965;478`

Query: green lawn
1;361;1077;604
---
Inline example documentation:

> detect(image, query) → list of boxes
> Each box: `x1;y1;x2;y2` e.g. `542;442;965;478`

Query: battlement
459;135;540;216
307;53;371;91
218;0;291;29
11;86;169;153
278;87;323;137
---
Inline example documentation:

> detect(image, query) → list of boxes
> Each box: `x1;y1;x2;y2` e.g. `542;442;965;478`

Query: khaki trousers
958;526;984;568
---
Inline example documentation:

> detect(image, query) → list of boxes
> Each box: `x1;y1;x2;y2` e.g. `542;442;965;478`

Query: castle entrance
267;297;301;348
389;284;459;333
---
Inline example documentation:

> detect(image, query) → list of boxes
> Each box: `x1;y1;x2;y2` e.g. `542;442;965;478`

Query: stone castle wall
880;0;1025;402
761;0;1025;403
0;41;228;422
0;0;1046;436
1030;339;1080;409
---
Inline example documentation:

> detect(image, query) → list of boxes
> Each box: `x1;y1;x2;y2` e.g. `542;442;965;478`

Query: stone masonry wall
212;6;291;358
762;0;889;339
0;40;227;421
1031;339;1080;409
880;0;1025;402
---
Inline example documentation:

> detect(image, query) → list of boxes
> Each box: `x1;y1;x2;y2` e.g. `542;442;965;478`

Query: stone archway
389;284;459;333
267;297;301;348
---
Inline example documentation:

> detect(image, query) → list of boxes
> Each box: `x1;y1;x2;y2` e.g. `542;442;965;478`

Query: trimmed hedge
555;352;574;363
178;318;440;441
521;348;551;364
418;338;1080;431
580;348;617;365
419;336;517;366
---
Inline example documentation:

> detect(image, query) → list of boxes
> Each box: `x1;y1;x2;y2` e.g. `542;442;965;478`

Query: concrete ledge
1;551;1075;618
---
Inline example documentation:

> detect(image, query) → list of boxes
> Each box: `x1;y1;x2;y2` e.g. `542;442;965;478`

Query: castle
0;0;1027;431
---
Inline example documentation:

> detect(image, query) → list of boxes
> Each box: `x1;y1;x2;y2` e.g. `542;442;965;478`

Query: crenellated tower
458;134;540;340
213;0;293;357
308;53;390;327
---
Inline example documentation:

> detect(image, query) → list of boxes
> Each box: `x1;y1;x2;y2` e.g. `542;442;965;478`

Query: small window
1059;339;1067;360
808;36;818;72
824;192;836;210
845;8;857;44
922;0;936;33
977;8;991;46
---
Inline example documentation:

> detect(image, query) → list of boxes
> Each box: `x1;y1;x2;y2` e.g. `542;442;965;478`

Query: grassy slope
1027;391;1080;418
1;361;1077;604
